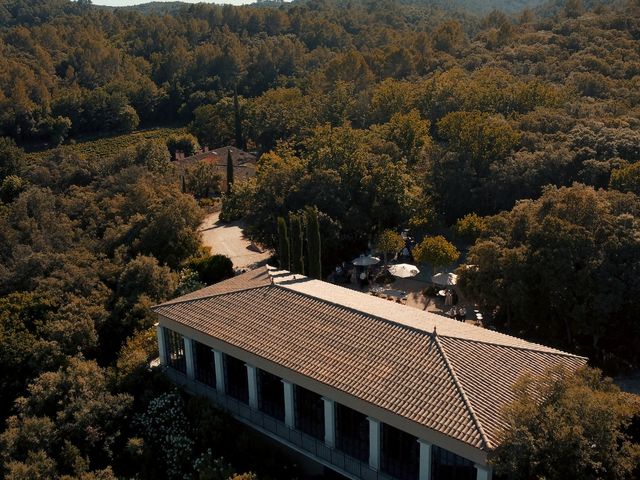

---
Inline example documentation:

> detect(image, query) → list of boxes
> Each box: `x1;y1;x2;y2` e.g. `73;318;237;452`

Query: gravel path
199;211;271;269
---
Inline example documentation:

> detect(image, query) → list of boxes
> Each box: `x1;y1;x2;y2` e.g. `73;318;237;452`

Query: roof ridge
437;334;587;360
432;333;491;450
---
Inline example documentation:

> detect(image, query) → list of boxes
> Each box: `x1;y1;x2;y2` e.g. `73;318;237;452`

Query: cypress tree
226;148;234;193
277;216;290;271
305;207;321;279
290;213;305;275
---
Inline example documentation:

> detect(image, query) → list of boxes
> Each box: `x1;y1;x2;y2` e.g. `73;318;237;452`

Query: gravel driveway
199;212;272;269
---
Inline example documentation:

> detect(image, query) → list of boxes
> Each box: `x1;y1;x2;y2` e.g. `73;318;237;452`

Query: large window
381;424;419;480
258;369;285;421
224;354;249;403
335;403;368;462
193;340;215;387
163;328;186;374
431;445;475;480
294;385;324;440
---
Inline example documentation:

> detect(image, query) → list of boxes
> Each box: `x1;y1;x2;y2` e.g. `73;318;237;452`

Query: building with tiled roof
174;146;257;193
153;266;587;480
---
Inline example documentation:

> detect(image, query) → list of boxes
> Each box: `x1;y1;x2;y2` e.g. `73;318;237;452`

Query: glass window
335;403;368;462
431;445;475;480
193;341;215;387
163;328;186;374
381;423;419;480
257;369;285;421
224;354;249;403
294;385;324;440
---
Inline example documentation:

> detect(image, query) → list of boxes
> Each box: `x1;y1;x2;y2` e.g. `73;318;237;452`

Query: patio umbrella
432;272;458;286
388;263;420;278
352;255;380;266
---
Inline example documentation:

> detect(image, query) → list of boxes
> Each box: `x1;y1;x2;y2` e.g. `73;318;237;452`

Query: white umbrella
352;255;380;266
432;272;458;286
388;263;420;278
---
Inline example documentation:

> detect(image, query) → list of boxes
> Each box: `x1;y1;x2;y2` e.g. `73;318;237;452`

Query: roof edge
433;333;492;450
152;284;273;310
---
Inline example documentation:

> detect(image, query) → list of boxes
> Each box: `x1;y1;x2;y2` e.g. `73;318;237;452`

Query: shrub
189;254;234;285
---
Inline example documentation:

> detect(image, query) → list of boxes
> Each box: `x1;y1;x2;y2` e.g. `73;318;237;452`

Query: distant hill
94;1;189;14
399;0;543;15
402;0;619;15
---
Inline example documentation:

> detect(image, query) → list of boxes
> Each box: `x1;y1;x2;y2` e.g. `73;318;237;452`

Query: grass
26;126;188;161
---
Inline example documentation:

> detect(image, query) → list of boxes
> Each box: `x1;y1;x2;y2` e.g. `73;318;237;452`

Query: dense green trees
459;184;640;370
1;358;133;479
1;0;640;477
491;366;640;480
0;136;257;479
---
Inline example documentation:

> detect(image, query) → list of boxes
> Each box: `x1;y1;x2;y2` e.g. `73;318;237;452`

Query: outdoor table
384;289;408;301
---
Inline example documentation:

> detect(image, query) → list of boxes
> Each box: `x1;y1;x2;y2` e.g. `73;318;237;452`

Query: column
246;364;258;409
155;323;166;365
213;350;225;393
367;417;380;470
418;439;432;480
475;464;491;480
322;397;335;448
183;336;195;380
282;380;295;428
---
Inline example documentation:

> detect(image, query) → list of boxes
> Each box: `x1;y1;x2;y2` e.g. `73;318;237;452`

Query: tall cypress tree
226;148;234;193
277;216;290;271
305;207;321;279
290;213;305;275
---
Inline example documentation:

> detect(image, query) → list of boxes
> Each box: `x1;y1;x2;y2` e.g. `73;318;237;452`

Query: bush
167;134;200;158
189;254;234;285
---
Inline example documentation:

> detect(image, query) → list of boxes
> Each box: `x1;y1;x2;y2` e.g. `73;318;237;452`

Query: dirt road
199;212;271;269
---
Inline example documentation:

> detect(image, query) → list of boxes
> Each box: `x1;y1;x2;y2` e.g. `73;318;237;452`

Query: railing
165;367;395;480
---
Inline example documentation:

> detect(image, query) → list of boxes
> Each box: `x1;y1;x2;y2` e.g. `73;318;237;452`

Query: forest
1;0;640;478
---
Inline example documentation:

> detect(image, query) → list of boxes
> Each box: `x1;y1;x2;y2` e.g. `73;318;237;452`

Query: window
163;328;186;374
294;385;324;440
224;354;249;403
258;369;285;421
381;424;419;480
431;445;475;480
193;340;215;387
335;403;368;462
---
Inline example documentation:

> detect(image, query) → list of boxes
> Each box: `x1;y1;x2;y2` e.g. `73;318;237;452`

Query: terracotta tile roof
438;336;586;448
154;266;587;451
179;146;257;166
